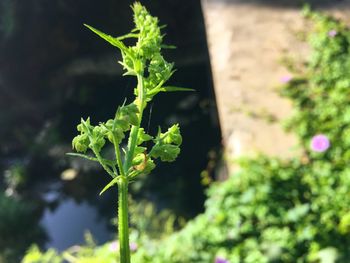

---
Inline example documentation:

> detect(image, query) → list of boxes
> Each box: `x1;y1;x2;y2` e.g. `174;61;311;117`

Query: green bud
107;128;125;144
116;119;130;131
132;152;155;175
72;118;96;153
137;128;153;145
146;53;174;93
134;146;147;155
163;124;182;145
121;51;134;71
119;103;139;126
132;2;162;59
93;126;105;137
72;134;89;153
151;144;180;162
81;117;93;132
104;119;114;129
88;126;106;152
77;123;84;132
105;116;129;132
89;137;105;153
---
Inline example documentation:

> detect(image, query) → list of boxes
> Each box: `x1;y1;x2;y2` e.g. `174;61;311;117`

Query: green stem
114;138;125;177
117;71;144;263
117;176;130;263
124;73;145;173
81;120;116;178
93;150;116;178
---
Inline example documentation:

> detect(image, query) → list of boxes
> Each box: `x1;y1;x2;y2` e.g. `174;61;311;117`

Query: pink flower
109;241;118;252
215;257;229;263
130;242;138;252
310;134;330;152
280;75;293;84
328;29;337;37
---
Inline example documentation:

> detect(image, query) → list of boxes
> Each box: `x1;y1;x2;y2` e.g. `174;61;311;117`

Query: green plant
22;245;62;263
68;2;191;263
283;6;350;162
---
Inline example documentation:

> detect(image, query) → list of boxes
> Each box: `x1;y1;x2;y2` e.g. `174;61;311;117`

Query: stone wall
201;0;350;171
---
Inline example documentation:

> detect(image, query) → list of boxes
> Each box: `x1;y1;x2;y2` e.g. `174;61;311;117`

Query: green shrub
283;6;350;164
139;157;349;262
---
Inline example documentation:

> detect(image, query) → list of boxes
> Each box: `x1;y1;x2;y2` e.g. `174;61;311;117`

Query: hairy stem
93;149;116;178
118;73;145;263
114;138;125;177
117;176;130;263
124;73;145;174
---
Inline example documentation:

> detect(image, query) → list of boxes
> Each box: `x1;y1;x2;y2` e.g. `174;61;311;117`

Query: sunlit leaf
160;86;195;92
99;177;119;195
161;44;176;49
66;152;98;162
66;153;116;167
84;24;128;52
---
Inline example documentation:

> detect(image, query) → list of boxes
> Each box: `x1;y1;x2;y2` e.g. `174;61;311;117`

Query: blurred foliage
22;6;350;263
4;163;27;193
283;6;350;162
128;198;186;240
22;245;62;263
130;157;349;262
0;193;46;263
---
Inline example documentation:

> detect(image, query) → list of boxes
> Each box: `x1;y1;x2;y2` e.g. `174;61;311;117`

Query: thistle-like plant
68;2;192;263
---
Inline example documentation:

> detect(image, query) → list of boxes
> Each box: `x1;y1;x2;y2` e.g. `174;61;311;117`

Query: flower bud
163;124;182;145
72;134;89;153
151;144;180;162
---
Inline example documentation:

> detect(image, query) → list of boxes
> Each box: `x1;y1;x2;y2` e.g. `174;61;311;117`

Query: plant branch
93;149;116;178
124;73;145;174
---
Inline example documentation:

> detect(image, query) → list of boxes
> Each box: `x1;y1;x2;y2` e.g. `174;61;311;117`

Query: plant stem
117;176;130;263
118;73;144;263
114;140;125;176
124;73;145;173
93;149;115;178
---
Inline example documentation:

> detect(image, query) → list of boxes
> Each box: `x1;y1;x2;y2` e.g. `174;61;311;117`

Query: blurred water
41;198;111;251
